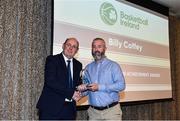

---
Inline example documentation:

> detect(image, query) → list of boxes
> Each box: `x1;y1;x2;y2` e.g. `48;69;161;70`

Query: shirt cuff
99;84;106;91
65;98;73;102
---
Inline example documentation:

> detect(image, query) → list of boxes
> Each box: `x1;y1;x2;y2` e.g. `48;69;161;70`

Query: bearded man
78;37;126;120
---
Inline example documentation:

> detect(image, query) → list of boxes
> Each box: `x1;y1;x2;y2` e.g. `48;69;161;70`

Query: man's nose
69;45;74;50
94;47;99;51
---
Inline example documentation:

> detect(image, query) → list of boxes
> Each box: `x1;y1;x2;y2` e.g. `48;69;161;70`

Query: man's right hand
72;91;82;101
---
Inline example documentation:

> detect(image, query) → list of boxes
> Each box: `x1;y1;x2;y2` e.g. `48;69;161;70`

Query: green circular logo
100;2;117;25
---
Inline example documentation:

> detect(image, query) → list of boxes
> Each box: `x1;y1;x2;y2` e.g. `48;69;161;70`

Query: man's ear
75;47;79;53
62;43;65;50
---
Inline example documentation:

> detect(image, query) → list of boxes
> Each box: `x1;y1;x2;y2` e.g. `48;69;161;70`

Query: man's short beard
92;51;105;61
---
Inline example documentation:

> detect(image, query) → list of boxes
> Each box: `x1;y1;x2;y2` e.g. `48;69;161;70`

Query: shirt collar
95;56;107;64
62;53;73;62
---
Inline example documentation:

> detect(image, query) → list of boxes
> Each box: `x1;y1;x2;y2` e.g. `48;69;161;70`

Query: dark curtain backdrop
0;0;180;120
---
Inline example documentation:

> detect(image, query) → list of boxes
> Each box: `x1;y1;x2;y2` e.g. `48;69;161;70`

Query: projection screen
53;0;172;105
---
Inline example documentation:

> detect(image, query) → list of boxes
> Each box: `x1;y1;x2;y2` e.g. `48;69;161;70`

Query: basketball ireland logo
100;2;117;25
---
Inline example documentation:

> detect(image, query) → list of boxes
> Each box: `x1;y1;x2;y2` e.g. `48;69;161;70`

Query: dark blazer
36;53;82;120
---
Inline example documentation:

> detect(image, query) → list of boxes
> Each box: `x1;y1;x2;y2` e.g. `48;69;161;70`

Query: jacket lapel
58;53;68;74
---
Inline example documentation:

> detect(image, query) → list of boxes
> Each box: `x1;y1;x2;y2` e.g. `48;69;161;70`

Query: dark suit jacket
36;53;82;119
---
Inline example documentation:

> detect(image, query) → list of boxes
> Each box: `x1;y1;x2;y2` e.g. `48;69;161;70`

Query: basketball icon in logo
100;2;117;25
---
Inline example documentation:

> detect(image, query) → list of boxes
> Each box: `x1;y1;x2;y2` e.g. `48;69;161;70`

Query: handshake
72;83;98;101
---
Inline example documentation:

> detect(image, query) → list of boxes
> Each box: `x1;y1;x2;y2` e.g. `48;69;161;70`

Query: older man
37;38;82;120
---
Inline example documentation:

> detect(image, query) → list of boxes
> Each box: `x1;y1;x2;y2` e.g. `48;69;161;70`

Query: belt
90;102;118;110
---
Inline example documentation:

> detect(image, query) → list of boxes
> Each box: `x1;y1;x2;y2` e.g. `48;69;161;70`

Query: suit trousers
39;101;76;120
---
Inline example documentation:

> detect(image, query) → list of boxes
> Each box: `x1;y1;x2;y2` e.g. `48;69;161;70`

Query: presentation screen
53;0;172;105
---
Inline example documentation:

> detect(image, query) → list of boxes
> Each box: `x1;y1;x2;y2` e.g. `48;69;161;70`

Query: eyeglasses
65;43;78;49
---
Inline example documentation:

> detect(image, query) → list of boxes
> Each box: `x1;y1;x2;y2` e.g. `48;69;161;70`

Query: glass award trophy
80;68;91;90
